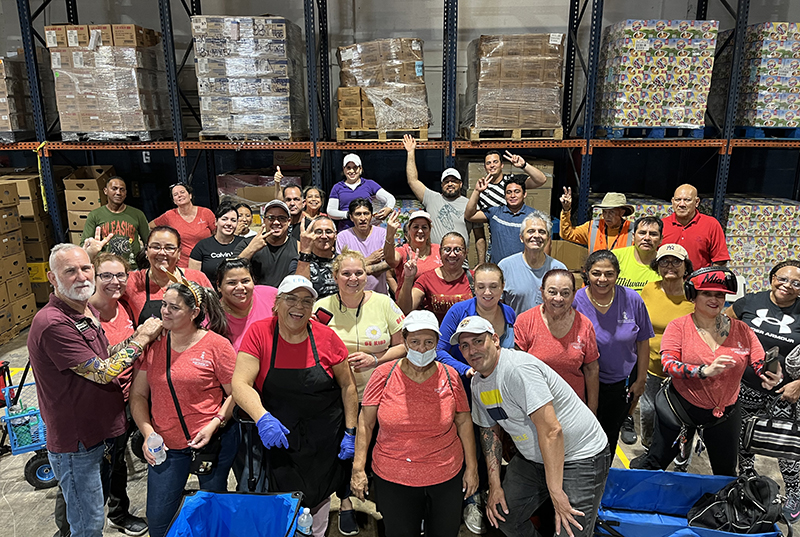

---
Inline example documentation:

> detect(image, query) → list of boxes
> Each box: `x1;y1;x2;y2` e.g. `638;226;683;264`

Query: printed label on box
549;33;563;45
45;30;58;47
634;39;650;51
67;29;79;47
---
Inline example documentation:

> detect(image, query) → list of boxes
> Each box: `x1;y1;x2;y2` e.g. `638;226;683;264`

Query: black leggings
597;377;633;461
634;388;742;477
374;469;464;537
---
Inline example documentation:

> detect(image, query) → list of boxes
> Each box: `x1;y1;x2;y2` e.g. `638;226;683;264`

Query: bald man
661;184;729;269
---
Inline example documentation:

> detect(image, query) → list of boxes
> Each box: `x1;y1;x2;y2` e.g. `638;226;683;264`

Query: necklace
588;288;615;308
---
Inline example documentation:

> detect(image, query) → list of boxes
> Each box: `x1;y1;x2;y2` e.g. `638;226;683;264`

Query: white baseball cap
262;199;290;216
277;275;318;299
403;310;441;335
343;154;362;168
407;210;432;225
449;316;495;345
440;168;462;182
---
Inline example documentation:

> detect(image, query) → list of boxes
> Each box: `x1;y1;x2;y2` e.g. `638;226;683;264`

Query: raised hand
560;187;572;212
503;150;525;168
83;226;114;259
402;134;416;152
386;210;401;235
374;206;392;220
298;217;315;255
475;175;491;193
404;248;419;281
274;166;283;186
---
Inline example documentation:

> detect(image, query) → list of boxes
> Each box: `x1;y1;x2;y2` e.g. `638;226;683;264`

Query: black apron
137;269;184;326
260;321;345;507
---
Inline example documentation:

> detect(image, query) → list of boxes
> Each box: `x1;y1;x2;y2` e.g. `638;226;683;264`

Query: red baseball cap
688;269;735;294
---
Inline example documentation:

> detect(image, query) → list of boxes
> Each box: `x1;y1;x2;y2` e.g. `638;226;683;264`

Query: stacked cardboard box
590;193;673;220
190;15;308;140
337;87;378;129
595;19;719;129
461;34;566;131
61;166;113;241
46;23;171;140
0;166;70;250
709;23;800;128
0;183;37;338
336;38;431;130
0;51;58;143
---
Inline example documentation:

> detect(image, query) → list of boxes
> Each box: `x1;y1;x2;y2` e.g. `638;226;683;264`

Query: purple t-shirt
335;226;388;294
329;179;383;230
27;295;127;452
226;285;279;351
573;285;654;384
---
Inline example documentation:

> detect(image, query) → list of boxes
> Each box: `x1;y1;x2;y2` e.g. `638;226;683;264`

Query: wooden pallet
595;126;704;139
735;126;800;139
198;132;308;142
336;126;428;142
460;126;563;141
16;316;33;332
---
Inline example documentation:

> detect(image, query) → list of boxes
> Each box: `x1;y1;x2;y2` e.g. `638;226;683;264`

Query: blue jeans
146;423;240;537
498;446;611;537
48;439;115;537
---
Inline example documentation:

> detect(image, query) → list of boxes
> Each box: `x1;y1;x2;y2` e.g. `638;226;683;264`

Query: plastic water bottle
296;507;312;535
146;432;167;465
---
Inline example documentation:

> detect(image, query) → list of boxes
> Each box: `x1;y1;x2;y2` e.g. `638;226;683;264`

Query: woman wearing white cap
328;154;396;231
384;209;442;293
231;275;359;537
351;310;478;537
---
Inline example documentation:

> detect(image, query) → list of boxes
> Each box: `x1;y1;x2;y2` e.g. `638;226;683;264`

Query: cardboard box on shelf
20;217;53;243
234;187;278;204
68;211;90;232
1;251;27;280
0;183;19;208
0;207;21;234
526;188;552;214
31;282;53;303
65;190;106;211
68;231;83;245
6;273;31;302
337;87;362;108
63;166;115;190
337;107;362;129
17;197;46;219
0;175;41;199
65;25;90;47
28;262;49;283
44;25;69;48
10;293;36;325
0;230;23;258
112;24;147;47
23;241;52;263
0;282;8;308
550;240;588;271
88;24;114;46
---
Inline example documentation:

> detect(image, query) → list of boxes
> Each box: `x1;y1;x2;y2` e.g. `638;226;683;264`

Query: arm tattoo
661;352;703;379
715;315;731;338
107;334;136;356
71;345;142;384
479;426;503;477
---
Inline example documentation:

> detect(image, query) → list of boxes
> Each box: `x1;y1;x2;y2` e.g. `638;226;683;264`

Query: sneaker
620;416;638;445
108;514;148;537
463;503;487;535
672;444;692;473
338;509;359;536
783;495;800;524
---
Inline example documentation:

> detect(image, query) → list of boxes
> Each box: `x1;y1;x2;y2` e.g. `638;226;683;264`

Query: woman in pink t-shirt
631;268;782;476
351;310;478;537
151;183;215;269
215;258;278;351
130;280;237;537
383;210;441;294
515;269;600;410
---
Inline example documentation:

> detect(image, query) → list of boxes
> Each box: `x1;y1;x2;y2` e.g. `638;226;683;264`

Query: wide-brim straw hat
592;192;634;217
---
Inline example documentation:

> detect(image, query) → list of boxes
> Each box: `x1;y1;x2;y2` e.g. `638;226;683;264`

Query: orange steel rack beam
316;140;448;156
180;141;315;157
454;139;586;156
727;139;800;154
42;141;180;157
588;139;727;154
0;142;40;151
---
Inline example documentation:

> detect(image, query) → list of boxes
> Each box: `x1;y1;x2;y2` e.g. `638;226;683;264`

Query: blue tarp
165;490;302;537
596;469;783;537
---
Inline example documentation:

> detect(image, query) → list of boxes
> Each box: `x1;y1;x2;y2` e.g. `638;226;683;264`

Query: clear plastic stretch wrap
460;34;565;130
0;50;57;142
191;15;308;140
594;19;718;129
336;38;432;130
50;42;171;140
709;23;800;128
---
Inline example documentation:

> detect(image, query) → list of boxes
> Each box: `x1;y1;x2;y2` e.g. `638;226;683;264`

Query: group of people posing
27;142;800;537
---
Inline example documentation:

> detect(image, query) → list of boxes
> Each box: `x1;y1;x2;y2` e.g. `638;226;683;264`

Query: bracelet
213;414;227;428
345;427;356;435
698;365;707;379
298;252;313;263
385;239;395;246
128;340;144;355
372;354;378;367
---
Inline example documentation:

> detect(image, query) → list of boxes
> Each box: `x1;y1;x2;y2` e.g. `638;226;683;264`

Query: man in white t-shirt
453;316;610;537
403;135;486;264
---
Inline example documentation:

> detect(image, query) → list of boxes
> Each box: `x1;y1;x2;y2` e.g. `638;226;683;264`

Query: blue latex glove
338;431;356;460
257;412;289;449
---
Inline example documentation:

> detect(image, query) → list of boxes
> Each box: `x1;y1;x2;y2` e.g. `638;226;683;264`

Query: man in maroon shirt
28;244;160;537
662;184;730;269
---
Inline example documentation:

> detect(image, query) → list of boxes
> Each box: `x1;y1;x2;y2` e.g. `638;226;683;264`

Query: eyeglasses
774;276;800;290
148;244;178;254
658;258;683;267
265;215;289;223
97;272;128;282
282;294;315;309
442;247;464;254
314;229;336;236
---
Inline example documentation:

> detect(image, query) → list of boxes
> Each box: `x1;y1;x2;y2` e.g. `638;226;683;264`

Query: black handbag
742;398;800;461
166;334;224;475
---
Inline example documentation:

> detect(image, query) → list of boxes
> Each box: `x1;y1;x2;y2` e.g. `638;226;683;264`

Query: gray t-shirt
423;188;474;246
471;348;607;463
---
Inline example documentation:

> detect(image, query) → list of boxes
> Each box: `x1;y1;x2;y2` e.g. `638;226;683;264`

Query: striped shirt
478;174;525;210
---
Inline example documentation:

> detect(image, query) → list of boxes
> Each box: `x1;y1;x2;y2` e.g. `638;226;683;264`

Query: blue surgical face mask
406;348;436;368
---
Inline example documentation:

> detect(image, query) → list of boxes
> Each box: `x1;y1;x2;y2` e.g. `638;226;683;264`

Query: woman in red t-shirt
151;183;215;269
631;268;782;476
130;280;236;537
398;232;473;324
515;269;600;410
351;310;478;537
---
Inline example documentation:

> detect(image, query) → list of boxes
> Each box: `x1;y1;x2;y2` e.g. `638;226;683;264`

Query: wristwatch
298;252;313;263
214;414;227;428
698;365;707;379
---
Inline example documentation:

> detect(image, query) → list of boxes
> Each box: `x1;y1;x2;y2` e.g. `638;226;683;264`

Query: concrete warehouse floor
0;328;797;537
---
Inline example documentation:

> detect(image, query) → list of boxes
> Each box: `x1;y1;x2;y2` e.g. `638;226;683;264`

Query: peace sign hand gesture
298;218;316;255
83;226;114;260
560;187;572;212
404;248;419;281
503;151;525;168
475;175;491;193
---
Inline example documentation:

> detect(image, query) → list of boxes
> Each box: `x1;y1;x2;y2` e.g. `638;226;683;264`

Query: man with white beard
27;244;161;537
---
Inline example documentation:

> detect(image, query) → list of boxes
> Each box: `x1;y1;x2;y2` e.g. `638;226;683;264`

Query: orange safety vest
588;219;633;252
